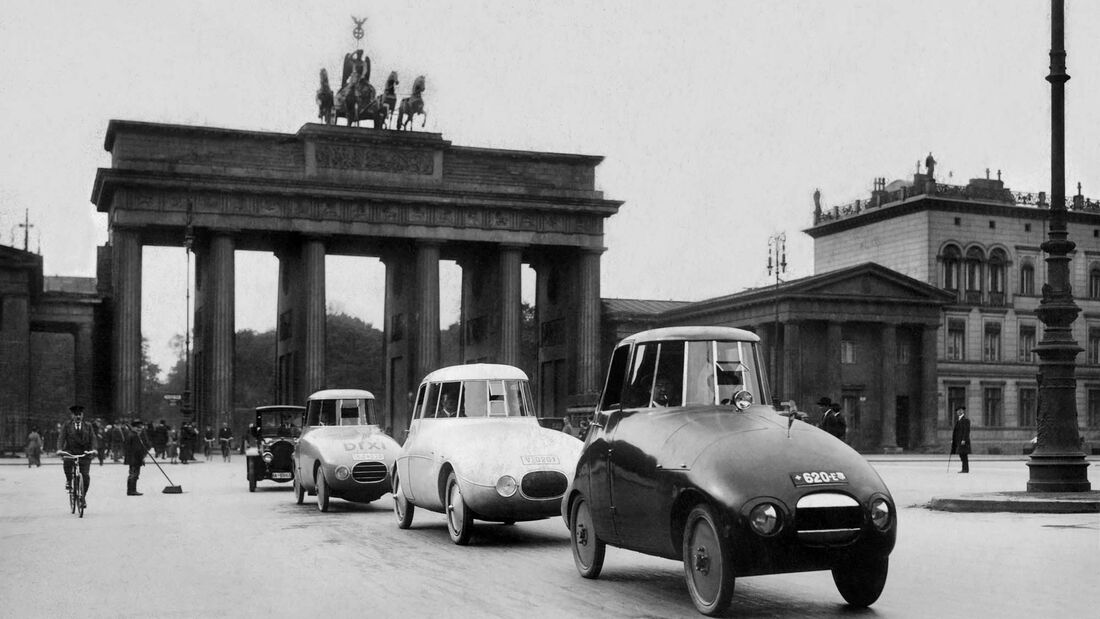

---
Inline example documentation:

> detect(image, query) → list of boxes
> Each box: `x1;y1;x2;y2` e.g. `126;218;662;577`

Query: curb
927;491;1100;513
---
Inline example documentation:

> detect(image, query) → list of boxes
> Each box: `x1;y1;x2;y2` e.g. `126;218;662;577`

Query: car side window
651;341;685;407
339;400;361;425
412;384;426;423
423;383;442;420
437;381;461;418
488;380;507;417
317;399;337;426
504;380;528;417
462;381;488;418
623;343;658;408
599;345;631;411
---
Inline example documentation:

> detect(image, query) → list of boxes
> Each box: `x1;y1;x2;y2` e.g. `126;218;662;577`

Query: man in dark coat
151;420;169;459
124;420;148;496
58;405;97;504
950;406;971;473
817;397;847;441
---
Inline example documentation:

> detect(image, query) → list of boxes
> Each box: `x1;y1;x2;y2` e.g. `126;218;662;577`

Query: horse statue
379;71;399;129
316;69;335;125
396;75;427;131
334;49;386;128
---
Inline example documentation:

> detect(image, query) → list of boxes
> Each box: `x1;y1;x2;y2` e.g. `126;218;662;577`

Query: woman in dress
167;427;179;464
25;427;43;467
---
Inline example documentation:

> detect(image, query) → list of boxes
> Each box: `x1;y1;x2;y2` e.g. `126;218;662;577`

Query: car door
585;344;630;545
405;382;438;503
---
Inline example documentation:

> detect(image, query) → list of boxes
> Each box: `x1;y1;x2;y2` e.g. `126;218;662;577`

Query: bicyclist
58;405;97;506
218;422;234;462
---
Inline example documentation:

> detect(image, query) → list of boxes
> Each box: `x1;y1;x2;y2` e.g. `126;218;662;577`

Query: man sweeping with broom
124;419;147;496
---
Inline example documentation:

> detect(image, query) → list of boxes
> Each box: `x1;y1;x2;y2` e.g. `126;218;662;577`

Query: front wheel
393;472;414;529
569;495;605;578
445;471;472;545
68;483;76;514
293;471;305;505
683;504;734;616
832;555;889;607
247;459;257;492
315;468;331;513
75;474;86;518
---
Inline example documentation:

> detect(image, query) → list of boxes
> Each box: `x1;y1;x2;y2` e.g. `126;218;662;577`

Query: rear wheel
569;495;605;578
293;471;305;505
832;556;889;607
445;472;472;545
247;459;257;492
75;474;86;518
315;468;330;513
393;472;414;529
683;504;734;616
68;481;76;514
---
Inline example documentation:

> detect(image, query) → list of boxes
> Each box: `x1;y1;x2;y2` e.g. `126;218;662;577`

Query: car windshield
307;398;379;426
257;409;304;438
420;379;534;418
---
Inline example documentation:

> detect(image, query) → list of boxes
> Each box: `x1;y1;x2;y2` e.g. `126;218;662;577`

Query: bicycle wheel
69;479;76;514
75;473;85;518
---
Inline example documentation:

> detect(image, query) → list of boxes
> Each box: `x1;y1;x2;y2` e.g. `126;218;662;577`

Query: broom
141;436;183;493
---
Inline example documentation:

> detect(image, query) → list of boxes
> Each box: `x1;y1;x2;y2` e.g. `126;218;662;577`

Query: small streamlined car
392;364;582;545
562;326;896;616
292;389;400;512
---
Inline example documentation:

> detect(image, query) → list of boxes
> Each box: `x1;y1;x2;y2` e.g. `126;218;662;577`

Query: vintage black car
245;405;306;492
562;326;896;615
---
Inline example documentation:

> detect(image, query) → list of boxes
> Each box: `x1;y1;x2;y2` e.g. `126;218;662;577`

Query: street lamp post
1028;0;1091;492
767;233;787;403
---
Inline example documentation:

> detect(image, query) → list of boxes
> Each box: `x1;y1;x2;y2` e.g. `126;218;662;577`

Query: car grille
795;492;862;546
352;461;387;483
520;470;568;499
269;442;294;469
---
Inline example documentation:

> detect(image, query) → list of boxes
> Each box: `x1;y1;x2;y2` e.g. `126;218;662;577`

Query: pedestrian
203;425;215;461
167;426;179;464
817;397;847;441
93;419;106;465
25;427;43;467
561;417;575;437
124;419;147;496
109;422;125;462
58;405;97;507
151;419;169;459
951;406;971;473
180;422;197;463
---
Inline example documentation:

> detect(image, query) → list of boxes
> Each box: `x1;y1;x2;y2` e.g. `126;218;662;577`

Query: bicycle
204;438;214;461
59;450;96;518
220;438;232;462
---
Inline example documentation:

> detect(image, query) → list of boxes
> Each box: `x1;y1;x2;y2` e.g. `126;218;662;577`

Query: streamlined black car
245;405;305;492
561;326;896;616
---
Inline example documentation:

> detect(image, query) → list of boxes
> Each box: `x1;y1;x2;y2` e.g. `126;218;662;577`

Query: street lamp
1028;0;1090;492
767;233;787;402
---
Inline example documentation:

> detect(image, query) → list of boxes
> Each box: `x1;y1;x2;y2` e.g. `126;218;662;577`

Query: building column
880;323;899;451
301;238;326;395
920;324;940;449
112;228;142;420
826;321;843;398
575;249;602;401
204;234;235;422
415;241;440;379
784;321;802;406
499;245;523;367
74;322;94;417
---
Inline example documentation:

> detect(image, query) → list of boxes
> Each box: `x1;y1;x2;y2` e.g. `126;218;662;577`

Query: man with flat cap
58;405;98;506
124;419;148;496
817;397;847;441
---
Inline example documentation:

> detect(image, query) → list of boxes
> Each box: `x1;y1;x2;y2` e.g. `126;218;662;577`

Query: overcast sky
3;1;1099;374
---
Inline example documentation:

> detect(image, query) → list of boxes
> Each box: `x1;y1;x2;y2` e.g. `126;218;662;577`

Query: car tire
832;555;888;607
393;471;414;529
569;495;605;579
247;459;257;492
683;504;734;617
445;471;472;545
293;472;305;505
316;468;330;513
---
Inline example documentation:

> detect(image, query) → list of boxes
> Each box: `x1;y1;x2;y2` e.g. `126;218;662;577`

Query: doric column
112;228;142;419
415;241;440;379
575;249;602;398
74;322;94;417
205;234;235;421
302;238;326;395
880;323;898;451
498;245;523;366
920;324;940;449
784;321;801;405
826;321;843;396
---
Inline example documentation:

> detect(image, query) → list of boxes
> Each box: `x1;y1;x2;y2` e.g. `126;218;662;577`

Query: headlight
495;475;518;497
748;503;782;536
734;390;753;410
870;498;891;530
262;452;274;464
335;465;351;481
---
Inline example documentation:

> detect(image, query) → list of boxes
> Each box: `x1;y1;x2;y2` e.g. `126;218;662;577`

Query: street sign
164;394;182;407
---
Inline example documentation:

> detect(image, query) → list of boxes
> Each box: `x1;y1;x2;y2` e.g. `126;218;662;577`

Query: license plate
791;471;848;486
272;472;292;480
521;455;559;465
352;453;384;461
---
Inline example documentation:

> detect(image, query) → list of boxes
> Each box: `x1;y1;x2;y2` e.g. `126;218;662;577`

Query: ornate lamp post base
1027;454;1091;492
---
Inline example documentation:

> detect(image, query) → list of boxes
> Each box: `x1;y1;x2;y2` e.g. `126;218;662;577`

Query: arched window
942;245;961;291
988;249;1007;305
1019;261;1035;296
965;247;985;304
1089;265;1100;300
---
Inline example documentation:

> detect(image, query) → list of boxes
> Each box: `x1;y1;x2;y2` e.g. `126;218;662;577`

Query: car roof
420;363;529;383
255;405;306;412
306;389;375;400
619;326;760;346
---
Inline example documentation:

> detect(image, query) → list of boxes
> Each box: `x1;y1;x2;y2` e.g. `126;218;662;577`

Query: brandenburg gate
92;120;621;433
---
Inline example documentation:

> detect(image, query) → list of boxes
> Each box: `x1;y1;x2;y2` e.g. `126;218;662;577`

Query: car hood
300;425;400;457
425;418;583;483
655;406;890;504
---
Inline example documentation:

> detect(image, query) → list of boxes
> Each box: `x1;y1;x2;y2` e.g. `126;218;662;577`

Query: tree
326;313;385;401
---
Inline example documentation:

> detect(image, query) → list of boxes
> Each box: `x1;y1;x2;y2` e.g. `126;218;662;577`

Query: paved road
1;456;1097;618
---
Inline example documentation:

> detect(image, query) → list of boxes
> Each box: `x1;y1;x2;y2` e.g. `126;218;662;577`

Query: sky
3;1;1100;375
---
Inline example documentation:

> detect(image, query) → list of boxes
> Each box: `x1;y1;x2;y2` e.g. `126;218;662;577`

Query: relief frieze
315;144;435;175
